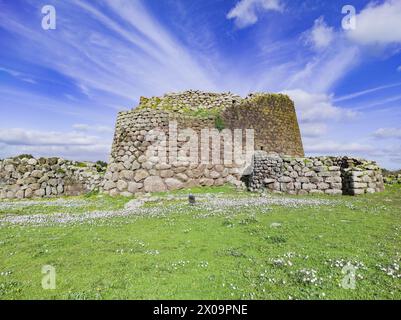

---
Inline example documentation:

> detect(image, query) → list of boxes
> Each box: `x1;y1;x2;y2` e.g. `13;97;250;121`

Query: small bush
14;154;34;160
96;161;107;168
214;114;225;131
265;235;287;244
75;162;88;168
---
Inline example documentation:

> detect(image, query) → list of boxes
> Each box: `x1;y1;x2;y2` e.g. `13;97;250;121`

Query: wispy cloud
0;66;37;84
334;82;401;102
353;94;401;111
227;0;283;28
373;127;401;139
283;89;357;123
304;17;334;50
73;124;114;134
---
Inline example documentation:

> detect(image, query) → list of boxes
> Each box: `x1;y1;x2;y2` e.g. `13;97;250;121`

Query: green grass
0;193;131;216
0;185;400;300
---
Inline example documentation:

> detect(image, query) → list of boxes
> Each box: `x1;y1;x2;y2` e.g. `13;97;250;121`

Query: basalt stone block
302;183;317;190
144;176;166;192
317;182;330;190
134;169;150;182
351;182;368;189
165;178;184;190
117;180;128;192
325;189;343;195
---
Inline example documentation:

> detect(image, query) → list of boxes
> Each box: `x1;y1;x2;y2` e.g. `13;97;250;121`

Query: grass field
0;184;400;300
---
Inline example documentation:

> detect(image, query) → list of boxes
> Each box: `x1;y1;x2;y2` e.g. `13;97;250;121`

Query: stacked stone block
138;90;242;112
103;90;305;196
102;107;245;196
222;93;304;157
340;158;385;195
248;153;384;196
0;157;104;199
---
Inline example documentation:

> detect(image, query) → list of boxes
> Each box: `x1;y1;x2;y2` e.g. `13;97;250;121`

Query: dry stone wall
0;91;386;199
0;156;105;199
138;90;242;112
248;153;384;195
103;90;305;196
102;107;245;196
340;157;385;195
222;94;304;157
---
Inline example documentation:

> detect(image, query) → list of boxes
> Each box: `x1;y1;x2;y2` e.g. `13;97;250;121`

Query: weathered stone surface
325;189;342;195
144;176;166;192
16;189;25;199
176;173;189;182
160;170;174;178
116;180;128;191
128;182;143;193
209;171;221;179
134;169;150;182
165;178;184;190
200;178;214;187
0;156;105;199
120;170;134;180
248;154;384;196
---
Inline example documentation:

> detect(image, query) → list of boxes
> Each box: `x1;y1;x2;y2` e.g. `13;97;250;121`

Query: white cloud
299;123;327;138
373;128;401;139
305;141;374;154
397;66;401;72
1;145;110;162
0;128;112;162
0;128;101;146
73;124;113;133
227;0;283;28
282;89;357;122
305;17;334;50
347;0;401;46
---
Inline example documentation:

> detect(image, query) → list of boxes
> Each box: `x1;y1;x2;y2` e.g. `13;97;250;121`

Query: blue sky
0;0;400;169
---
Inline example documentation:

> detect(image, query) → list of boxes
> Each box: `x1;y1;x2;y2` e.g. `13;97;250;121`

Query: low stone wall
247;153;384;195
341;158;385;195
0;156;105;199
0;153;385;199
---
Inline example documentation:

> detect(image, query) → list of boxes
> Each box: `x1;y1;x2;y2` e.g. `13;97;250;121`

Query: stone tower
103;90;304;196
